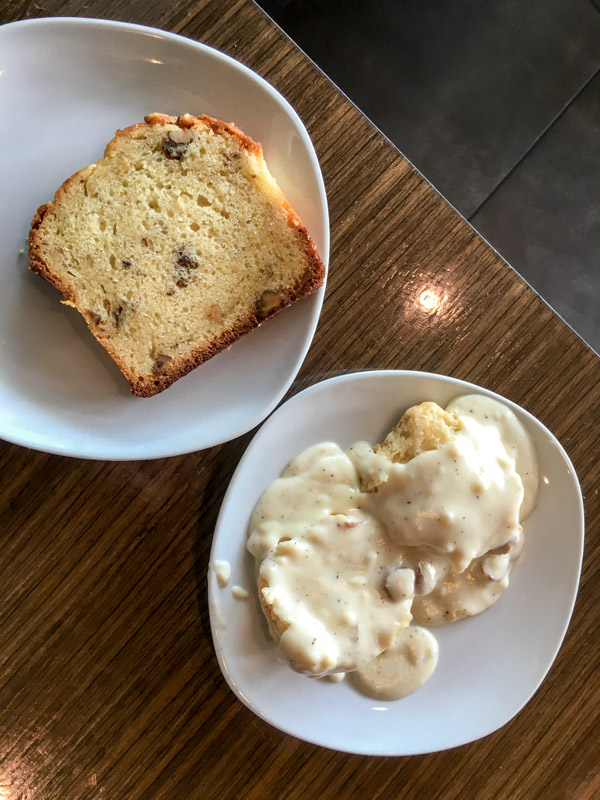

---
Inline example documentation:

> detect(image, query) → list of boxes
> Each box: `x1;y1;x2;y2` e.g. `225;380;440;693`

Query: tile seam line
468;65;600;221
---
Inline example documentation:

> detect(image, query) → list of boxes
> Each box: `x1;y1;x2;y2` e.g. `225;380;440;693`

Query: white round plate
0;18;328;459
209;370;584;755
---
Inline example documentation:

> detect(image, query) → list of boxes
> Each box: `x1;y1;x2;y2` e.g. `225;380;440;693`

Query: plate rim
0;16;329;460
209;369;585;755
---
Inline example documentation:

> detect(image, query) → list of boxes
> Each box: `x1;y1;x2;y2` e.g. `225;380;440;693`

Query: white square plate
0;18;328;459
209;371;584;755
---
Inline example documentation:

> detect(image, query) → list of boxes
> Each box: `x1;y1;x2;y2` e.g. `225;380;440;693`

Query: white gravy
247;395;538;698
258;511;412;675
446;394;539;520
352;626;439;700
213;560;231;587
365;414;523;573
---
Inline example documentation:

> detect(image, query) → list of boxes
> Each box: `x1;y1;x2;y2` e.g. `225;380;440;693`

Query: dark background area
257;0;600;352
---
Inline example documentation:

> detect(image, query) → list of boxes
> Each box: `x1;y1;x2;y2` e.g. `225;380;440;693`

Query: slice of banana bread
28;113;326;396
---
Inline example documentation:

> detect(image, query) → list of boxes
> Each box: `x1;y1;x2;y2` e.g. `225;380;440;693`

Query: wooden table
1;1;598;797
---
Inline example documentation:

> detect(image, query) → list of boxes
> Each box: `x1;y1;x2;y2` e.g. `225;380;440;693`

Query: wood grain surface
1;1;599;798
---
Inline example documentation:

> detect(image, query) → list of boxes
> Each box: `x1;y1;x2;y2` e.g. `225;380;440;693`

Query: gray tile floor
258;0;600;353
